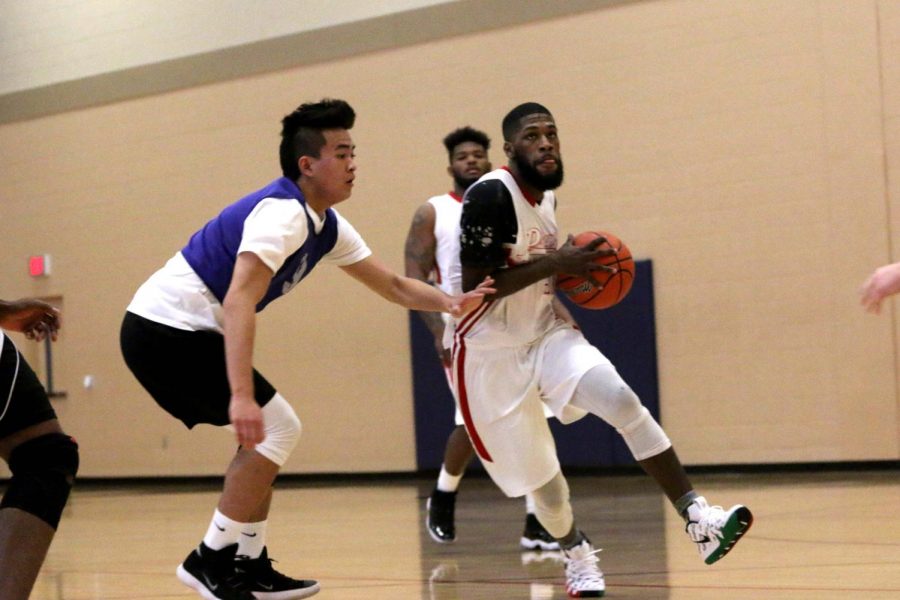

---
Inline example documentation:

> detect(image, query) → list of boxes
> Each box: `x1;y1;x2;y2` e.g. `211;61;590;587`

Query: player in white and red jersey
454;103;753;598
405;127;560;550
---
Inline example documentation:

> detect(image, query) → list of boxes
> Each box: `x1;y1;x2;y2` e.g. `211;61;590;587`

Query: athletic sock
237;520;268;559
525;493;537;514
674;490;700;520
436;465;463;493
203;509;244;550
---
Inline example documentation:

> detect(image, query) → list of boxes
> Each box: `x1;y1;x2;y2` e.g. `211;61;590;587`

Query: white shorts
451;325;610;497
444;359;552;426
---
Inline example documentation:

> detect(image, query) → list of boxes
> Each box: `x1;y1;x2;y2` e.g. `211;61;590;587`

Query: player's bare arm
404;203;449;356
343;255;494;315
222;252;272;449
0;298;61;341
461;237;614;297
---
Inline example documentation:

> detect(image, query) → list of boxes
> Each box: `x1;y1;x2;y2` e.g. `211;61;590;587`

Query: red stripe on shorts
454;339;493;463
457;298;492;337
453;302;494;463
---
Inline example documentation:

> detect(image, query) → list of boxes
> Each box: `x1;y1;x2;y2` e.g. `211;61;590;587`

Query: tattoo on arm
403;204;444;339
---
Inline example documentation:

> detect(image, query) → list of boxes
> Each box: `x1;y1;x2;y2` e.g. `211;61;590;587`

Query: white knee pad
572;364;643;428
254;393;302;466
530;471;574;539
571;364;671;461
618;406;671;461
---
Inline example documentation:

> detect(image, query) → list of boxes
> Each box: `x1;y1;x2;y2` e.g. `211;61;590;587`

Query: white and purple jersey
183;177;338;311
127;177;371;332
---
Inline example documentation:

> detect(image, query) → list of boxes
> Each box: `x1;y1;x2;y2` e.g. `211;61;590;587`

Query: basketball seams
557;230;635;309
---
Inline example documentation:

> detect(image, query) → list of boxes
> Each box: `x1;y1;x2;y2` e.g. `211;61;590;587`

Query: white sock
203;509;244;550
525;493;537;514
237;520;267;559
436;465;463;492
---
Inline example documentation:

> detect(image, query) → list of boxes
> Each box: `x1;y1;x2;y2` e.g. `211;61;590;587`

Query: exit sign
28;254;51;277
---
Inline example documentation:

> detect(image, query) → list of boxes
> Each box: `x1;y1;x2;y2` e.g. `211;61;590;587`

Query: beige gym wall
1;0;898;477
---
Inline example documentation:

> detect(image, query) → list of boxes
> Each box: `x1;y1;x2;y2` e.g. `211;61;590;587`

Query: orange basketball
556;231;635;309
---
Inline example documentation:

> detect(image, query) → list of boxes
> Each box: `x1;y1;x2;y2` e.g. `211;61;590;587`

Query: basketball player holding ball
452;102;753;597
405;126;561;550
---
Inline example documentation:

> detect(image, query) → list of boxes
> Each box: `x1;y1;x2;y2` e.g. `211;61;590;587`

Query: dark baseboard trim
10;459;893;490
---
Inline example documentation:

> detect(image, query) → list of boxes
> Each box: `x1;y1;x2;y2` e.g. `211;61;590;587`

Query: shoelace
565;546;604;587
687;504;728;543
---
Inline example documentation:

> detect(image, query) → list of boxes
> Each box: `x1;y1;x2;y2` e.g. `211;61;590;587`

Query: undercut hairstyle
280;98;356;180
501;102;553;141
443;126;491;162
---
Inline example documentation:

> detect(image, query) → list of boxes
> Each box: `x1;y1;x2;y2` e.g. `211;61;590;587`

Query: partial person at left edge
0;297;79;600
119;98;494;600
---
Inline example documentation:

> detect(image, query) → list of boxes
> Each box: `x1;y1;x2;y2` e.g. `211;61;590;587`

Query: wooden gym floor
22;468;900;599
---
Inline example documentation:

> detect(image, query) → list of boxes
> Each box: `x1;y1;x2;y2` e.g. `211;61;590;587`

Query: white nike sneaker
685;496;753;565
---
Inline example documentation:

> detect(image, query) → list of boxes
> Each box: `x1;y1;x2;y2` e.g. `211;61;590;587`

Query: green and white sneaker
685;496;753;565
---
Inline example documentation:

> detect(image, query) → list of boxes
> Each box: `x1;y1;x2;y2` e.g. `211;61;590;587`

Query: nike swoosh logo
202;574;219;591
260;583;274;590
213;521;225;532
241;532;257;537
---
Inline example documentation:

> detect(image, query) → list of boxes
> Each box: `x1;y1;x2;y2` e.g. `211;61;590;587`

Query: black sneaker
234;547;320;599
426;489;457;543
520;513;561;551
176;542;255;600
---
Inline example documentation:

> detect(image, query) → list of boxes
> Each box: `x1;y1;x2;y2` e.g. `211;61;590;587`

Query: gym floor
25;468;900;599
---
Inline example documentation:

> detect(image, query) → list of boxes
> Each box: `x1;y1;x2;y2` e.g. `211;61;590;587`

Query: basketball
556;231;635;309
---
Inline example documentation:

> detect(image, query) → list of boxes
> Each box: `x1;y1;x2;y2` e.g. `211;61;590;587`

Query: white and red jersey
453;168;560;348
426;192;464;297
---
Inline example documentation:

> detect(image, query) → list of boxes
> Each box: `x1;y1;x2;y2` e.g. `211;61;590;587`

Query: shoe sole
250;583;321;600
705;506;754;565
520;536;561;551
177;564;237;600
425;497;456;544
567;585;605;597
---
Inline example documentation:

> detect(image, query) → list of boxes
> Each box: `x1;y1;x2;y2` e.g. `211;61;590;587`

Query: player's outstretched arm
342;255;495;316
0;298;61;341
861;261;900;314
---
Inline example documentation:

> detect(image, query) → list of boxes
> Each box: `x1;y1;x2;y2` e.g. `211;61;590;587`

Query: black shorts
119;312;276;429
0;335;57;439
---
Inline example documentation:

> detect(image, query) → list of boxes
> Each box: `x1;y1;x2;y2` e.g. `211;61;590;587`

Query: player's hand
0;299;61;342
229;395;264;449
552;234;618;288
861;262;900;314
448;276;496;317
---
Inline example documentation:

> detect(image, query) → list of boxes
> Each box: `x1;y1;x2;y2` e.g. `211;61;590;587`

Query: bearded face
506;114;564;192
510;147;564;191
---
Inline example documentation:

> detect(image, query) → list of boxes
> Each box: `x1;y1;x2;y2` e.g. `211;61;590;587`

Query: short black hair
501;102;553;141
280;98;356;180
443;126;491;162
